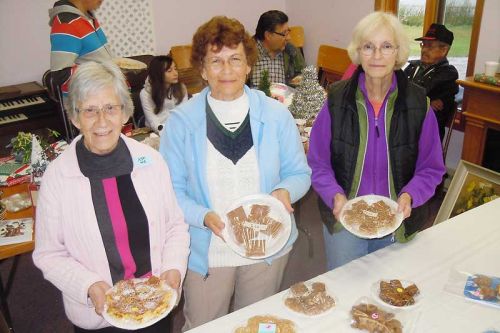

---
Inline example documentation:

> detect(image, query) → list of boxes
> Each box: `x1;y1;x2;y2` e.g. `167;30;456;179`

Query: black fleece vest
320;68;430;237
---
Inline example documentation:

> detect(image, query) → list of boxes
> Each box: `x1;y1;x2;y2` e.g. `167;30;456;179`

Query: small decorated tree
289;65;326;122
258;69;272;97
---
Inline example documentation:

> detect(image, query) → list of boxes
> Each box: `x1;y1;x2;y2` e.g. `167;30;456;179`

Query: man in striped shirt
48;0;112;94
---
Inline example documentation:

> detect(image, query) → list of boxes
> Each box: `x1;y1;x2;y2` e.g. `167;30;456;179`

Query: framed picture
434;160;500;224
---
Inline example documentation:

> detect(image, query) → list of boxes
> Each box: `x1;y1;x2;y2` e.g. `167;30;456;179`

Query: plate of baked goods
283;281;337;317
222;194;292;260
103;276;177;330
351;300;405;333
371;279;422;310
234;314;298;333
339;195;404;239
113;57;147;71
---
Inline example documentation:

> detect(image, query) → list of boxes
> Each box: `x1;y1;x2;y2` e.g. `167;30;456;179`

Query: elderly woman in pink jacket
32;61;190;333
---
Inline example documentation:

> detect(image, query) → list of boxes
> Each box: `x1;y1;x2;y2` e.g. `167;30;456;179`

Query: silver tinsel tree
289;65;326;122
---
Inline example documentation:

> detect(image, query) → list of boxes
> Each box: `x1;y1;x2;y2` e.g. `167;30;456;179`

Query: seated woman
140;55;188;133
32;61;190;332
160;16;311;331
308;12;445;271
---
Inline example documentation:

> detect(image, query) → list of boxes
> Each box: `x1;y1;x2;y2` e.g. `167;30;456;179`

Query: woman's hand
160;269;181;290
204;211;225;239
397;192;412;219
88;281;111;315
271;188;294;213
332;193;347;221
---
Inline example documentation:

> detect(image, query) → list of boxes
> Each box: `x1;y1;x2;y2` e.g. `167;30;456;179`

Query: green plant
258;70;272;97
10;129;60;164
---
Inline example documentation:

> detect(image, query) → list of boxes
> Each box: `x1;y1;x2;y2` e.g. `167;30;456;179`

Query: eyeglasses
272;29;291;37
359;42;398;56
204;55;246;71
76;104;123;119
419;41;447;49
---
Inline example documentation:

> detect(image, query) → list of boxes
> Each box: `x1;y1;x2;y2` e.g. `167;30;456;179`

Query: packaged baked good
103;276;177;329
351;300;403;333
222;194;292;259
284;281;336;316
371;279;422;310
339;195;404;239
234;315;296;333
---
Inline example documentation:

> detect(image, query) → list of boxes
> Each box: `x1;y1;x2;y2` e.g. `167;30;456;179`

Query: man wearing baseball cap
404;23;459;142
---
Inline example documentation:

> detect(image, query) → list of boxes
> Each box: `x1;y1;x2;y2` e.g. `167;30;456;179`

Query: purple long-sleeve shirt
307;73;446;209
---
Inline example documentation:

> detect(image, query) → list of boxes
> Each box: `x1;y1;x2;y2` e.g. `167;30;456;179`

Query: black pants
74;315;171;333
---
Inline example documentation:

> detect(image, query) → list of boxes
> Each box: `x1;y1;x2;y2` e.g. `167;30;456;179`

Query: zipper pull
203;273;210;281
376;125;380;138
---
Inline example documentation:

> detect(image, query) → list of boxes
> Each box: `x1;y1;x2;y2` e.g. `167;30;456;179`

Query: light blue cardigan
159;86;311;276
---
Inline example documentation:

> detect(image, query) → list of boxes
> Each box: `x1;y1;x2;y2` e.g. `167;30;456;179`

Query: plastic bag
444;269;500;309
350;296;411;333
1;192;32;213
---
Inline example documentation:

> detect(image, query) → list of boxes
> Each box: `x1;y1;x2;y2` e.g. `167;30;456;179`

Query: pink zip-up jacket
32;135;190;329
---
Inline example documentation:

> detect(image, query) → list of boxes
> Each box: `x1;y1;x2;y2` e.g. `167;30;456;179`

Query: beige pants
181;253;289;331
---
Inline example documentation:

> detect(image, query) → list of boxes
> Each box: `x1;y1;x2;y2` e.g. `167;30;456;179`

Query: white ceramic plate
103;278;178;330
113;57;147;71
370;279;422;311
339;195;403;239
221;194;292;260
282;281;338;318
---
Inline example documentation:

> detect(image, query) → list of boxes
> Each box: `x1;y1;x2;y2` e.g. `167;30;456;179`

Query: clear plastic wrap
444;269;500;309
1;192;32;213
234;314;297;333
350;297;411;333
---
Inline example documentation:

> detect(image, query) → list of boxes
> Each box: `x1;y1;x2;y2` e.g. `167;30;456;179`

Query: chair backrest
170;45;206;96
316;45;351;88
289;26;304;49
170;45;193;70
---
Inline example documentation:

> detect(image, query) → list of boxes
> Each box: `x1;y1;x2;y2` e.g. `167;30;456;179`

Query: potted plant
10;129;60;164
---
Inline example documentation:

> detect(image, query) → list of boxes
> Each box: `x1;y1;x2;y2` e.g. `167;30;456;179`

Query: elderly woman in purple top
307;12;445;270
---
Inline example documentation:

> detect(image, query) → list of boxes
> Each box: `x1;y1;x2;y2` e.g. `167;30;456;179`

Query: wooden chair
289;26;305;56
316;45;351;88
170;45;206;96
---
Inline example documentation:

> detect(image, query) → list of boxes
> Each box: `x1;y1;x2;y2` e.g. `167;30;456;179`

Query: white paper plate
339;195;403;239
370;279;422;311
282;281;338;318
113;57;147;71
221;194;292;260
103;278;178;330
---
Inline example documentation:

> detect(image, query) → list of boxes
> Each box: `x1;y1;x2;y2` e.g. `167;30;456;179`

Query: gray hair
65;61;134;120
347;12;410;70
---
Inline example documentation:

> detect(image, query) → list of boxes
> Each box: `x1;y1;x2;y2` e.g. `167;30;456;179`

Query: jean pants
323;224;394;271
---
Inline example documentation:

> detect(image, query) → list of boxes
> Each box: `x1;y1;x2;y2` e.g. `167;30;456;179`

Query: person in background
48;0;113;94
140;55;188;133
404;23;459;142
160;16;311;331
249;10;305;87
33;61;190;332
308;12;446;271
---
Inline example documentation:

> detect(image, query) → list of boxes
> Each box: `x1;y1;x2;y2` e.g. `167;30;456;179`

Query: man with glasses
250;10;305;87
404;23;459;142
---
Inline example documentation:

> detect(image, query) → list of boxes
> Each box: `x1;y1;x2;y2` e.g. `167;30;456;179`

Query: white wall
0;0;497;87
474;0;500;74
286;0;373;65
0;0;285;87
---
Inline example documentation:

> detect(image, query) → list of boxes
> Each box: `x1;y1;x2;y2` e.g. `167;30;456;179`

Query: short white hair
65;61;134;120
347;12;410;70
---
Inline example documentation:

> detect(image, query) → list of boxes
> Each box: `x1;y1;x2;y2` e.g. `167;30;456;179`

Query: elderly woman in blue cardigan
159;16;311;331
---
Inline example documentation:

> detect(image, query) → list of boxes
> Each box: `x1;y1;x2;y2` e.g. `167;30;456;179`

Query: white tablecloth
187;199;500;333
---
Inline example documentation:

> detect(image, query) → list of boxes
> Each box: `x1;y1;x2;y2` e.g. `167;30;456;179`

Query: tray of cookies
339;195;404;239
283;281;337;317
222;194;292;259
